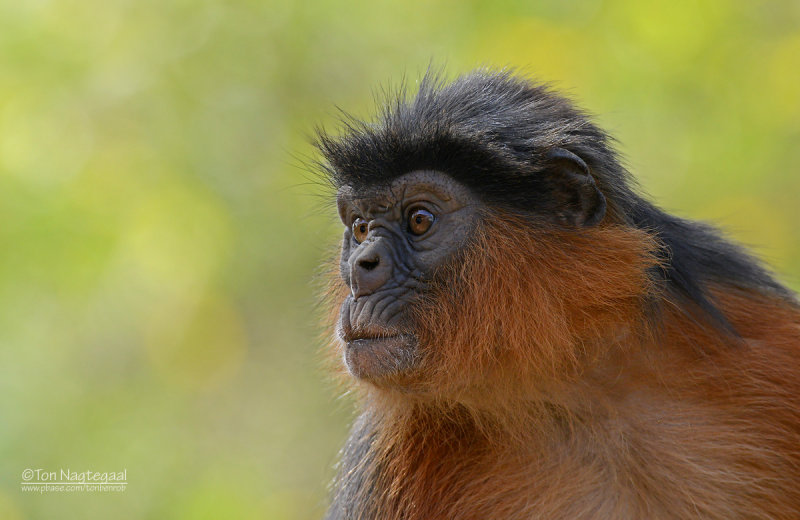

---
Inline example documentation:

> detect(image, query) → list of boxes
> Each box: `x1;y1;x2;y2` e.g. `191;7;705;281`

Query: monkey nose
350;242;393;299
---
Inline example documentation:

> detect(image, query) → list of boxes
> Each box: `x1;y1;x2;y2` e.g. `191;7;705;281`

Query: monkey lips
339;299;419;381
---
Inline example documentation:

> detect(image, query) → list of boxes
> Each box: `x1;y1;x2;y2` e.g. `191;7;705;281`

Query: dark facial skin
336;170;481;382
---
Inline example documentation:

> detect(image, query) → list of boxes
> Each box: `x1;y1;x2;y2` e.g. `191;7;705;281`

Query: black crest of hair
315;68;796;337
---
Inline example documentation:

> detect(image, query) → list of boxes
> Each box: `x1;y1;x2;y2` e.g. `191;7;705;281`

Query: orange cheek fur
411;215;661;404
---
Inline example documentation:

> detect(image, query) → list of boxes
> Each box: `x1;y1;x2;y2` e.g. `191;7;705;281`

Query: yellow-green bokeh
1;1;798;519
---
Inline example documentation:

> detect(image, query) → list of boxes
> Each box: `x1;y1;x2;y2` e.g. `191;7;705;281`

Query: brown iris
408;208;434;235
352;217;369;243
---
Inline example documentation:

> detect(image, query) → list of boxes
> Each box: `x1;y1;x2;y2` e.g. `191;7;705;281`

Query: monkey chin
342;333;418;382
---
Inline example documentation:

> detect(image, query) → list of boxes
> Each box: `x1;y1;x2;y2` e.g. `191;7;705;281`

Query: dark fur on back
316;69;795;336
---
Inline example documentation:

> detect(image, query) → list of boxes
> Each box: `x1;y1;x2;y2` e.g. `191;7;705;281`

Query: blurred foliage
0;0;798;518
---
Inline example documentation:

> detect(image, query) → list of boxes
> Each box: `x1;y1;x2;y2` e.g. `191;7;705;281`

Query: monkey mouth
344;328;407;341
341;330;419;381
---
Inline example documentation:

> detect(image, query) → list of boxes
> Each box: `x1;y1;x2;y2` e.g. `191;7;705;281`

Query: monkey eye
352;217;369;243
407;207;434;236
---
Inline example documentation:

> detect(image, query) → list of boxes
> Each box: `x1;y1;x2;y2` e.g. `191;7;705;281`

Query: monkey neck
350;373;643;520
361;336;645;457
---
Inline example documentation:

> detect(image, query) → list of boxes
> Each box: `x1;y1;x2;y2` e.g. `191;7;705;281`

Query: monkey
314;69;800;520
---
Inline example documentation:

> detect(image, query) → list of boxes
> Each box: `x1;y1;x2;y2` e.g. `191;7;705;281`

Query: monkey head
319;71;657;401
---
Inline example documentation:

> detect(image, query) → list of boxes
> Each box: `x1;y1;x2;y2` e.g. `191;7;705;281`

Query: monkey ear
544;148;606;227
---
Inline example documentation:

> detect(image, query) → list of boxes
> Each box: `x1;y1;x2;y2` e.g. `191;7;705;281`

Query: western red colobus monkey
316;70;800;519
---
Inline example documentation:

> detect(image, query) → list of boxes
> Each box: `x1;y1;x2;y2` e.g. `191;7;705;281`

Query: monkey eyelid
405;202;435;214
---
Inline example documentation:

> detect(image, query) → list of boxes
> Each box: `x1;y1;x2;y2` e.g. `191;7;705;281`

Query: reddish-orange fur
324;215;800;519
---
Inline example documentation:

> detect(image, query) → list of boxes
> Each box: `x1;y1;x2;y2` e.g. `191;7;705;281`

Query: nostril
358;257;379;271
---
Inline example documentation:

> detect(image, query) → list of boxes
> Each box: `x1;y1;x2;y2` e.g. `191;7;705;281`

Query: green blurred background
0;0;798;518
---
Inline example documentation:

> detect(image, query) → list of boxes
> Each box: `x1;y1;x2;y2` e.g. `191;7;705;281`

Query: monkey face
336;170;481;383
